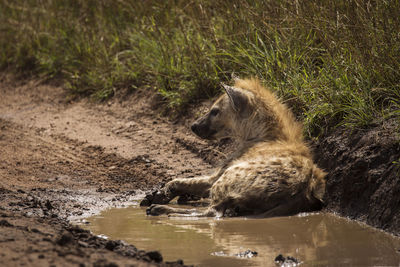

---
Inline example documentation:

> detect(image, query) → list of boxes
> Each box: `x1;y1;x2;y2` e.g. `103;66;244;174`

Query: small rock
56;232;74;246
97;234;108;240
211;251;227;257
235;249;258;258
105;240;119;251
0;219;13;227
275;254;285;262
275;254;301;266
78;241;89;248
145;251;163;263
45;200;53;210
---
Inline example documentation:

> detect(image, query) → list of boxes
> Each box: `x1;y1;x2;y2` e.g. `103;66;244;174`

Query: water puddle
78;205;400;266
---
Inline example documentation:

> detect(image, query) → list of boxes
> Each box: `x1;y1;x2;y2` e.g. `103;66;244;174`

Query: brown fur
146;78;326;217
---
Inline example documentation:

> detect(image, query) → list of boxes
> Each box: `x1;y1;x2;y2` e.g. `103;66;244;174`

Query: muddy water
80;205;400;267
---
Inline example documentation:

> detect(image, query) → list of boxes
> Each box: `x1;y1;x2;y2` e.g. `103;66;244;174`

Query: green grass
1;0;399;137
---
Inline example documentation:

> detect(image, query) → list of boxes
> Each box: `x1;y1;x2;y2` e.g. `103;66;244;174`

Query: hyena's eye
210;108;220;117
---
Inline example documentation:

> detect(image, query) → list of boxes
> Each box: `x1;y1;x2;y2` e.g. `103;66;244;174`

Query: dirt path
0;76;227;266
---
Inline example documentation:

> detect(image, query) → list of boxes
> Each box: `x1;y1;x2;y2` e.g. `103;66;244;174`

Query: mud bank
0;188;184;266
316;120;400;235
0;75;399;266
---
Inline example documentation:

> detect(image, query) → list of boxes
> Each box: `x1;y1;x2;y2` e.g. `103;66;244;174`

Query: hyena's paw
139;189;171;206
139;179;183;206
146;204;172;216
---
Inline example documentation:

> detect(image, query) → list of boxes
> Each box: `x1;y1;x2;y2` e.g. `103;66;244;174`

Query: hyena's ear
222;84;248;113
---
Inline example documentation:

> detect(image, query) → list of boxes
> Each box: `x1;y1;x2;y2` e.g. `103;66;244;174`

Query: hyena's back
209;143;325;216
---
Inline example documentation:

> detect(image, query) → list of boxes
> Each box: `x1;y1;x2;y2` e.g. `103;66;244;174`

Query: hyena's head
191;84;254;141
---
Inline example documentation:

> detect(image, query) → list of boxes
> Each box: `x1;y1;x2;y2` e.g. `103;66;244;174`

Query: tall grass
0;0;399;136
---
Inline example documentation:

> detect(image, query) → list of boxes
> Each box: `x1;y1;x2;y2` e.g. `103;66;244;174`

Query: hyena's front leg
140;171;221;206
164;176;213;198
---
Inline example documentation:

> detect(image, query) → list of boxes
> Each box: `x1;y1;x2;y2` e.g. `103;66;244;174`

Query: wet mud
1;74;400;266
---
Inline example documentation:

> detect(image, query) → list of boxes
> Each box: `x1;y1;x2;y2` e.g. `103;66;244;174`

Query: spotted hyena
144;78;326;217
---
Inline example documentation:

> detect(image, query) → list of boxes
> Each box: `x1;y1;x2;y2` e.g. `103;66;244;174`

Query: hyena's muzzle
191;116;217;140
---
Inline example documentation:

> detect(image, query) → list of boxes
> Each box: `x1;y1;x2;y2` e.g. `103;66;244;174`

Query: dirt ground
0;74;229;267
0;74;399;266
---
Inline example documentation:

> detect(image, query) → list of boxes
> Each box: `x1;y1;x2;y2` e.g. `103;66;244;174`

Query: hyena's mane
233;78;304;145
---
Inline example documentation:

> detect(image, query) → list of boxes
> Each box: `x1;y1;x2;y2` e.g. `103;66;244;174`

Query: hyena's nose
191;123;199;134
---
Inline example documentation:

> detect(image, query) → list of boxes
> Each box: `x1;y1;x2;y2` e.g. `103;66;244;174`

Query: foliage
0;0;399;136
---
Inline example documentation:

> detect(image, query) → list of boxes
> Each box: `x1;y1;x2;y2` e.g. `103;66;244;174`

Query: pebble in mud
145;250;163;263
0;219;13;227
274;254;301;266
234;249;258;258
56;232;74;246
105;240;121;251
211;249;258;259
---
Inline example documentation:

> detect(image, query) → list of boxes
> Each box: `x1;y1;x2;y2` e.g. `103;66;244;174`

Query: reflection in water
80;205;400;267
